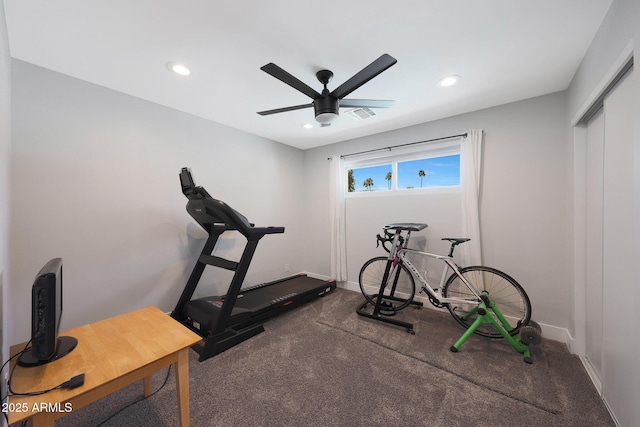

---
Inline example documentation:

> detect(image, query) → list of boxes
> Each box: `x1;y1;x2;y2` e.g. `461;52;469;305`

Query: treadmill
171;167;336;361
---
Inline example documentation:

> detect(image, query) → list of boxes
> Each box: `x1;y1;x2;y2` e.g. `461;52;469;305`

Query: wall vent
345;107;376;120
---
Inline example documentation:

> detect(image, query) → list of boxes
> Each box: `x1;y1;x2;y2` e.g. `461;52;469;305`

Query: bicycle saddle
442;238;470;244
383;223;428;232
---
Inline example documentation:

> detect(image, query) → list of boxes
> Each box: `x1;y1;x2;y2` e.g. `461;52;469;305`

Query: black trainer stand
356;223;426;334
172;168;336;362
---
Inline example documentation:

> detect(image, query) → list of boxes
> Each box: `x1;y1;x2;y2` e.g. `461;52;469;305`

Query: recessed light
166;62;191;76
438;75;460;87
302;123;313;129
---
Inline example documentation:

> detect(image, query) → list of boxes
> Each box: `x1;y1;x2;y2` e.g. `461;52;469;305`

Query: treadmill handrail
187;188;285;239
255;226;285;235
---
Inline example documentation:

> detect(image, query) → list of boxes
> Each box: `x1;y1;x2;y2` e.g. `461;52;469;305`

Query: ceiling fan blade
340;99;395;109
257;103;313;116
330;54;397;100
260;63;321;99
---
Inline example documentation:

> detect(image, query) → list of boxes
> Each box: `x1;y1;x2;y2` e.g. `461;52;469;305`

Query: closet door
584;107;604;388
601;67;634;425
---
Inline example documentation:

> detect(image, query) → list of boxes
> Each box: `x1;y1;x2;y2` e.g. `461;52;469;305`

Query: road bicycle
356;223;541;363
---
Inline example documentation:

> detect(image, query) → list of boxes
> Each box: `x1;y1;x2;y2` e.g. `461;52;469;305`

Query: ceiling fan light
315;112;338;124
313;96;339;123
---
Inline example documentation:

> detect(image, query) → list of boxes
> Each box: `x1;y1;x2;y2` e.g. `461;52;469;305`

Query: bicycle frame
386;228;483;306
397;247;483;305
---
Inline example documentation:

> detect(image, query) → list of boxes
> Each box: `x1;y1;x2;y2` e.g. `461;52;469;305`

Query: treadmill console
180;167;196;196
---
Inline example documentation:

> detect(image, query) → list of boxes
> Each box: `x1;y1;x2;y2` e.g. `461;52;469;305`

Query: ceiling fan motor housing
314;96;339;123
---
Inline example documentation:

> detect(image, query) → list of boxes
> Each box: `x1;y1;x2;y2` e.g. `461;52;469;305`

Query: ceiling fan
257;54;397;126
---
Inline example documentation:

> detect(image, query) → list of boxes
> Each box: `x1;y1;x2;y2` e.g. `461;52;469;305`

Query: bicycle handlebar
375;229;404;253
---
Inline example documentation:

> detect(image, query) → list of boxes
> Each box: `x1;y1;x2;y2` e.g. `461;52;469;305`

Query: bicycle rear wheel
359;256;416;312
442;266;531;338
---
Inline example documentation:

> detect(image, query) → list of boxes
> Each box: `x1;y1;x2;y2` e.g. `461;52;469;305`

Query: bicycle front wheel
442;266;531;338
359;257;416;311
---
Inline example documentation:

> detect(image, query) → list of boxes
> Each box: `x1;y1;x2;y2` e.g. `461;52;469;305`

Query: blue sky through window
349;154;460;192
398;154;460;188
350;164;392;191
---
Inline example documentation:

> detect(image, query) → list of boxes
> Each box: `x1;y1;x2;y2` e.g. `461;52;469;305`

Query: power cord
5;341;85;396
9;373;85;396
94;365;172;427
1;350;23;426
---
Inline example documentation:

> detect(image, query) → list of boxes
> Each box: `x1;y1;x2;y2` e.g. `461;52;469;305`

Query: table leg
143;375;152;397
175;348;190;427
30;411;55;427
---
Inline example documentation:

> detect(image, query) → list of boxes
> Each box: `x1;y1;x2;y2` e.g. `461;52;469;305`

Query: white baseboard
579;355;603;394
304;271;334;281
579;356;621;427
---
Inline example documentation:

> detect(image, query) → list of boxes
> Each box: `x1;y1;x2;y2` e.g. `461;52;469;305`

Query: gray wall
568;0;639;119
304;92;571;335
9;60;306;343
1;0;11;391
345;188;461;290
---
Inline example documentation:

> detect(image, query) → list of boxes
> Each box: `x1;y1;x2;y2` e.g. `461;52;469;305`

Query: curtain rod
332;132;468;160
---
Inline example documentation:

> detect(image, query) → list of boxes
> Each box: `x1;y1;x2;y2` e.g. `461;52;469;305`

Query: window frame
345;139;461;197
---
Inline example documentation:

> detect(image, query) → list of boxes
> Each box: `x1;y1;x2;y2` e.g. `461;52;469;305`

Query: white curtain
329;155;348;281
459;129;484;266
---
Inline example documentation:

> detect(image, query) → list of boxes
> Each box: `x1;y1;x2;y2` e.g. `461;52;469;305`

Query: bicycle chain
427;293;445;308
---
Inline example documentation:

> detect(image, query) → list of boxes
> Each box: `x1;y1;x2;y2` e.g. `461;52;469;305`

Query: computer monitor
18;258;78;367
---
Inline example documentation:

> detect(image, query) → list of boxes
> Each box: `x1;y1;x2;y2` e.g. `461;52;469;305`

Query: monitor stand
17;336;78;367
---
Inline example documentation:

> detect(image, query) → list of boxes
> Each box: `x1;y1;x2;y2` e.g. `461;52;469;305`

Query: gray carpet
55;288;614;427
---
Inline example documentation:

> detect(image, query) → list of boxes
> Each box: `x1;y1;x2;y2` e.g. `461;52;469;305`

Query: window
397;154;460;189
346;141;460;194
349;164;392;192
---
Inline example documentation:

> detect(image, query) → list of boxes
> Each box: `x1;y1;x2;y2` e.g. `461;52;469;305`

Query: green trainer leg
461;303;481;322
482;292;517;333
451;310;485;352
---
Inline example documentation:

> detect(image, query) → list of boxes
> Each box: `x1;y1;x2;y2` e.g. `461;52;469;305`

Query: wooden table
8;306;202;427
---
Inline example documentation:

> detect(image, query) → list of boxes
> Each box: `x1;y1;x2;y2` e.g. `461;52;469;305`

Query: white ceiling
4;0;612;150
